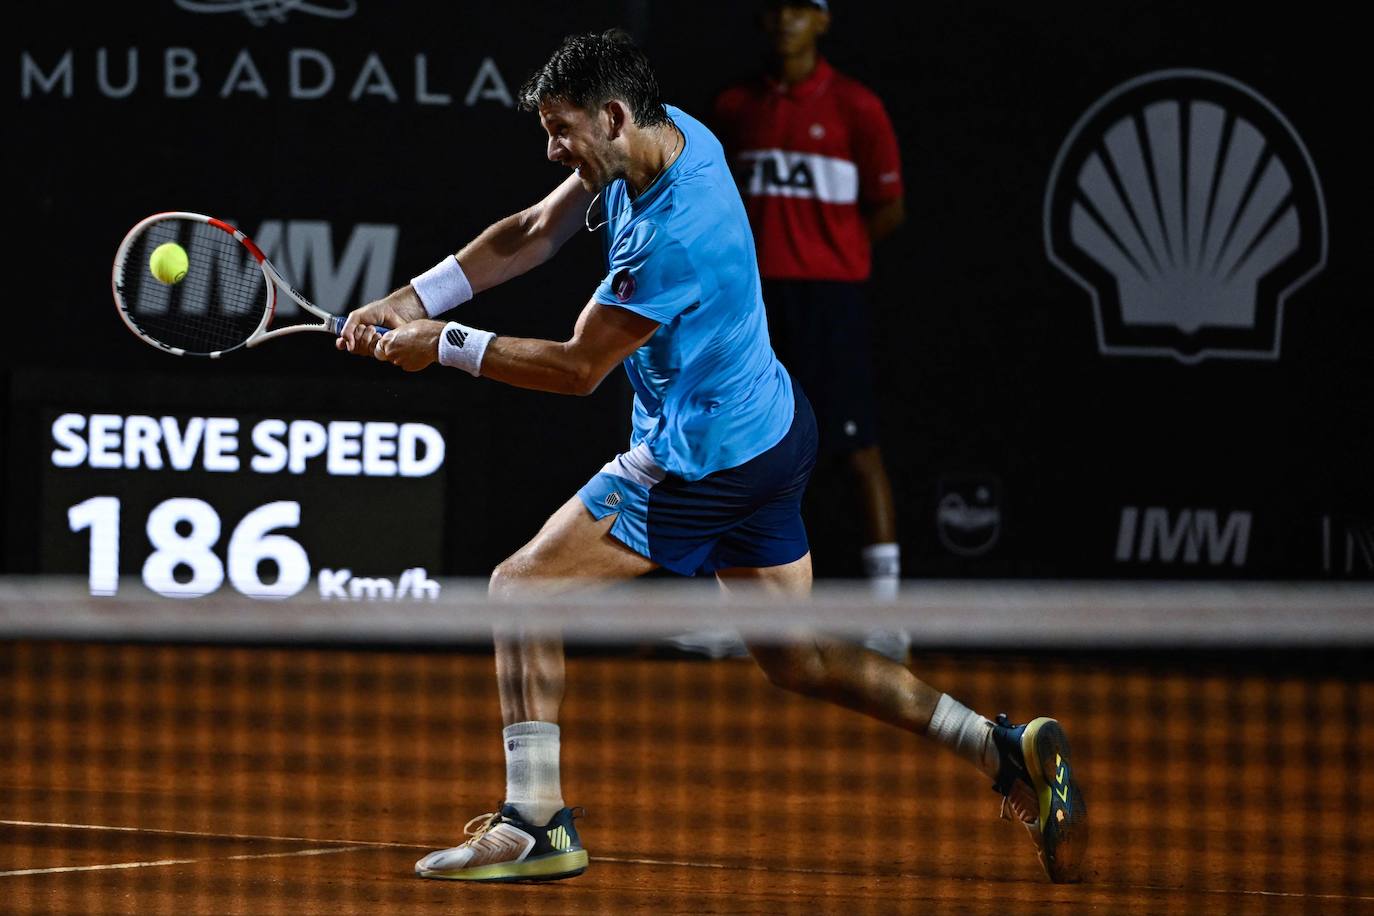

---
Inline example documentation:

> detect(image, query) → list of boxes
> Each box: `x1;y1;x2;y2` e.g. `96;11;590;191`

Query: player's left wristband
437;321;494;377
411;255;473;318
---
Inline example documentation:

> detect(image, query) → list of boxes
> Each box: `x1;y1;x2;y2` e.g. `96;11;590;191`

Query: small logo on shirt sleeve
612;268;636;302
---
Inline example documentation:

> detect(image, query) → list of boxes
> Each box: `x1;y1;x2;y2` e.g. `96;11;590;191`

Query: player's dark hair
518;29;670;128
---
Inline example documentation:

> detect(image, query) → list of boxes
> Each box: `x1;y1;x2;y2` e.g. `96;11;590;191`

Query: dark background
6;1;1370;584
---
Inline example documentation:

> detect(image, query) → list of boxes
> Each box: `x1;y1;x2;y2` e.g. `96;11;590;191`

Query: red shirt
713;57;903;282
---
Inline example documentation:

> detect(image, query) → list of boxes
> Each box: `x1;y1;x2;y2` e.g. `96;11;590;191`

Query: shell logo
1045;70;1327;363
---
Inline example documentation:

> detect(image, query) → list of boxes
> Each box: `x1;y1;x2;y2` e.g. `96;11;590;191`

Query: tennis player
338;30;1084;885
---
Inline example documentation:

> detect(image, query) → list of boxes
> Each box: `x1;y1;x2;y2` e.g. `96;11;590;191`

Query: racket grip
329;316;388;336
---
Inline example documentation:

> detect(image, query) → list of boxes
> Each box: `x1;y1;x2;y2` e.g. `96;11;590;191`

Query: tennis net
2;578;1371;914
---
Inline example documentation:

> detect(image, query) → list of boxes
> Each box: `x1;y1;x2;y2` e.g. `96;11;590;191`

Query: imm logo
236;220;397;316
1115;506;1251;566
1322;514;1374;577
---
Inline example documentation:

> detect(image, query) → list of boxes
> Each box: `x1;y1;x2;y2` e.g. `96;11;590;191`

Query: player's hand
374;319;444;372
337;286;427;355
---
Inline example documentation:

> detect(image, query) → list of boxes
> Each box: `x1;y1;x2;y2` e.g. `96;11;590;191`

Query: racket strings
119;219;269;354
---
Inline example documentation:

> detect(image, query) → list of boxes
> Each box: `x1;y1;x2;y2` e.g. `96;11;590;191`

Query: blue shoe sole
1021;717;1087;883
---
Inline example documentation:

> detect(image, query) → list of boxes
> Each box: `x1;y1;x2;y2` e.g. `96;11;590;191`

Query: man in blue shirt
338;30;1083;886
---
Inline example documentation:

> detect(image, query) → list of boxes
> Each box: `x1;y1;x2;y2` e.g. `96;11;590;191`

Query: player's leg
721;556;943;735
491;494;658;725
415;494;657;883
707;416;934;735
719;553;938;730
718;541;1084;881
714;380;1083;882
734;591;1084;881
682;385;1084;880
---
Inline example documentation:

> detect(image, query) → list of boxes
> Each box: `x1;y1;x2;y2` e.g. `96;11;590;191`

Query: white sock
926;694;999;779
862;542;900;600
503;721;564;826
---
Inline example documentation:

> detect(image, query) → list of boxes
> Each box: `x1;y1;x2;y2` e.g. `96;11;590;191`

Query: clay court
3;639;1369;914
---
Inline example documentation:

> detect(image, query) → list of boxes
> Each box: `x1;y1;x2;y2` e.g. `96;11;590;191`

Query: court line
5;820;1369;902
0;819;423;850
0;845;373;878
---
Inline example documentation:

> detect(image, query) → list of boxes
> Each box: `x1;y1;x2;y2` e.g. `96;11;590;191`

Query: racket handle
329;316;389;336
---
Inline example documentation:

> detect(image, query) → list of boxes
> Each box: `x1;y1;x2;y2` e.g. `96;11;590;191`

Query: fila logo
446;327;468;348
547;825;572;852
754;155;815;191
736;149;860;205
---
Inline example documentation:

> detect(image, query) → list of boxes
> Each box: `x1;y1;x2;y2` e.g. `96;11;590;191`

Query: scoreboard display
10;369;455;600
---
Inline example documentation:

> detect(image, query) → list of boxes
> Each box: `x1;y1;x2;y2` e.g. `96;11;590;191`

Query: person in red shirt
713;0;907;653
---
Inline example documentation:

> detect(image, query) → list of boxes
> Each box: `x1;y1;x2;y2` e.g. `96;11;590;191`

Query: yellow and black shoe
990;714;1087;883
415;804;588;882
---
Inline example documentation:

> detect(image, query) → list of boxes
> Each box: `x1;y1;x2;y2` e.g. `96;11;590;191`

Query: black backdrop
7;1;1371;583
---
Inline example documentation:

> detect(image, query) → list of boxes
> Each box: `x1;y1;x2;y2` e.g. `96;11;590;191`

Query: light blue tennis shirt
592;105;794;482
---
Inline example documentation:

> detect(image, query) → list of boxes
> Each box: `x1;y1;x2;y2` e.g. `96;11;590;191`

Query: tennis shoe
990;714;1087;883
415;804;588;882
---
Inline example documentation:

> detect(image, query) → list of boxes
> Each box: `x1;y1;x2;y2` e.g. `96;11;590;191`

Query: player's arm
455;172;592;294
338;174;593;353
370;298;659;396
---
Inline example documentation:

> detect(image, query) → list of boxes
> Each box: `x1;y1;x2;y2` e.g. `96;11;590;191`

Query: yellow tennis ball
149;242;189;285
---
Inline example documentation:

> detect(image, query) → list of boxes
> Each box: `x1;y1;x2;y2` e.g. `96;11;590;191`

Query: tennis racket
112;211;382;358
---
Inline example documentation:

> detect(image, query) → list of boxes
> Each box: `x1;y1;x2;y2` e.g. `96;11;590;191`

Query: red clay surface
2;641;1370;914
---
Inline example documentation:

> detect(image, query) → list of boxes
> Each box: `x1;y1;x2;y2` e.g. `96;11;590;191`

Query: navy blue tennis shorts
578;387;818;576
763;279;880;456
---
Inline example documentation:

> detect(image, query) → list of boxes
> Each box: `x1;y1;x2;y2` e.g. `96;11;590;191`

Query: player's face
760;2;829;56
540;100;619;192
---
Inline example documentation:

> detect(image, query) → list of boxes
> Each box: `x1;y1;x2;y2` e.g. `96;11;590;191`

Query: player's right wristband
410;255;473;318
437;321;494;377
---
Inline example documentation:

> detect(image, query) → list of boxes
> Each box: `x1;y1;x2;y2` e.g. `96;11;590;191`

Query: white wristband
411;255;473;318
437;321;494;377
